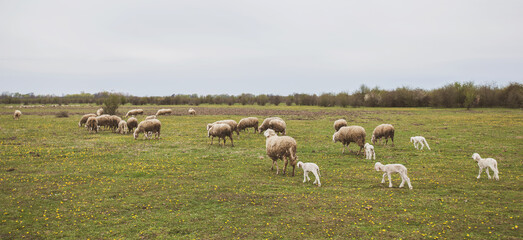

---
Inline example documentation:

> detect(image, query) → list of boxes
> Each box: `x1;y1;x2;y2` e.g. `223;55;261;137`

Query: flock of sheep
13;107;501;188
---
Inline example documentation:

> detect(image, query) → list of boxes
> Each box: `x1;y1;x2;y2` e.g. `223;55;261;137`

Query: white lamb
364;143;375;160
472;153;499;180
410;136;430;150
297;161;321;187
374;162;412;189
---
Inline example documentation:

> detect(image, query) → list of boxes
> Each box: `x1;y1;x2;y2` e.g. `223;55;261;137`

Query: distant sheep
207;123;234;146
374;162;412;189
79;113;97;127
126;117;138;133
96;108;104;116
297;161;321;186
268;118;286;135
96;115;112;130
188;108;196;115
125;109;144;118
333;119;348;132
264;129;297;176
472;153;499;180
85;117;98;133
208;120;239;137
156;109;172;116
371;124;395;146
332;126;366;155
410;136;430;150
237;117;259;133
117;120;128;134
134;119;161;140
13;110;22;120
364;143;375;160
145;115;157;120
258;117;283;133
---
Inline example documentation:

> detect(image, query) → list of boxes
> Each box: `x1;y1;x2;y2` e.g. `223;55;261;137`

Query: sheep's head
206;124;213;131
472;153;481;162
332;132;338;143
133;128;139;140
374;162;383;171
264;129;276;138
364;143;370;148
297;161;303;169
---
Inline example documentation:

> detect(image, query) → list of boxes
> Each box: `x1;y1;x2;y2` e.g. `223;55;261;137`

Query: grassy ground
0;104;521;239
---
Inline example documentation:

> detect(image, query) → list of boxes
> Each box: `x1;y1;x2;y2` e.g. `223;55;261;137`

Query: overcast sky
1;0;522;96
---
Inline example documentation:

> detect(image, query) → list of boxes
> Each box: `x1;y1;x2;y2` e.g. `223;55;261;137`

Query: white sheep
472;153;499;180
96;114;112;130
374;162;412;189
156;109;172;116
145;115;157;120
297;161;321;186
333;119;348;132
85;116;98;133
332;126;366;155
264;129;297;176
268;118;286;135
207;123;234;146
96;108;104;116
364;143;375;160
237;117;259;133
410;136;430;150
258;117;284;133
79;113;97;127
188;108;196;115
13;110;22;120
371;124;395;146
134;119;161;140
125;109;144;118
126;117;138;133
208;120;240;137
117;120;128;134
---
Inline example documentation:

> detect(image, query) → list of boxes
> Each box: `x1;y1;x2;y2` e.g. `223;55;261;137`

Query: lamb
264;129;297;176
134;119;161;140
126;117;138;133
258;117;284;133
13;110;22;120
332;126;366;155
96;108;104;116
297;161;321;186
208;120;240;137
364;143;375;160
371;124;395;146
85;117;98;133
117;120;128;134
410;136;430;150
188;108;196;115
237;117;259;133
145;115;157;120
472;153;499;180
207;123;234;146
125;109;144;118
374;162;412;189
333;119;348;132
78;113;97;127
156;109;172;116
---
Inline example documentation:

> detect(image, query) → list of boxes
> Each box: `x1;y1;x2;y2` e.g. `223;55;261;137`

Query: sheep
258;117;284;133
125;109;144;118
96;115;112;130
117;120;128;134
333;119;348;132
109;115;122;131
13;110;22;120
188;108;196;115
410;136;430;150
268;118;286;135
78;113;97;127
264;129;297;176
126;117;138;133
371;124;395;146
208;120;240;137
374;162;412;189
297;161;321;186
96;108;104;116
145;115;157;120
332;126;366;155
156;109;172;116
472;153;499;180
237;117;259;133
134;119;161;140
364;143;375;160
207;123;234;146
85;117;98;133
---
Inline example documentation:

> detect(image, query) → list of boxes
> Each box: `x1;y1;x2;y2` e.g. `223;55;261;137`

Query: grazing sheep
85;117;98;133
268;118;286;135
208;120;240;137
207;123;234;147
258;117;284;133
145;115;157;120
332;126;366;155
96;108;104;116
127;117;138;133
188;108;196;115
96;114;112;130
374;162;412;189
237;117;259;133
333;119;348;132
78;113;97;127
13;110;22;120
117;120;128;134
134;119;161;140
156;109;172;116
472;153;499;180
264;129;297;176
125;109;144;118
410;136;430;150
364;143;375;160
371;124;395;146
297;161;321;186
109;115;122;132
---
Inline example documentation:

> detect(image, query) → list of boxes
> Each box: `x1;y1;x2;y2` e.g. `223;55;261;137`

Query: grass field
0;104;521;239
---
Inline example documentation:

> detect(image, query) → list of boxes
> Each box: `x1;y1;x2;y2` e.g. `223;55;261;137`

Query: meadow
0;104;521;239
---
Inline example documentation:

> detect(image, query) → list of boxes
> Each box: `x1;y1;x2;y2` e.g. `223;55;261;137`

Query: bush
55;111;69;118
103;94;121;115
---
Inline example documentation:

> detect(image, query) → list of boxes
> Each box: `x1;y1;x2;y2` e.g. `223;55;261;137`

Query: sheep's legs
282;157;288;175
388;173;393;188
381;173;386;183
229;135;234;147
399;173;406;188
312;170;321;186
357;146;363;155
210;136;214;145
303;172;309;183
372;151;376;160
477;167;483;179
485;168;491;179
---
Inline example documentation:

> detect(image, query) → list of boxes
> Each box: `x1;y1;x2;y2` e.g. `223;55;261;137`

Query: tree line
1;82;521;108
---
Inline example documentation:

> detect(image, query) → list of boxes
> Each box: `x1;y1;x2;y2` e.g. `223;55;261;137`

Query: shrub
103;94;121;115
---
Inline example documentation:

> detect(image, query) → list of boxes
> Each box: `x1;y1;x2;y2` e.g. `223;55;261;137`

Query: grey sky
1;0;522;96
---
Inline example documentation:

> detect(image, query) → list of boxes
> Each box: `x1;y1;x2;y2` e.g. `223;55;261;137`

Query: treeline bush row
2;82;522;108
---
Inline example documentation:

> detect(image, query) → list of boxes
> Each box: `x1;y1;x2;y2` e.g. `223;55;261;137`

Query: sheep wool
145;115;157;120
96;115;112;130
332;126;366;155
126;117;138;132
96;108;104;116
264;129;297;176
211;120;239;137
258;117;284;133
207;123;234;146
371;124;395;146
333;119;348;132
156;109;172;116
134;119;161;140
13;110;22;120
85;117;98;133
188;108;196;115
117;120;128;134
79;113;97;127
472;153;500;180
237;117;259;133
125;109;144;118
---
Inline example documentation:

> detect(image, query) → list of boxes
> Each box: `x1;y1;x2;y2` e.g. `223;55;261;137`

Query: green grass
0;105;521;239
